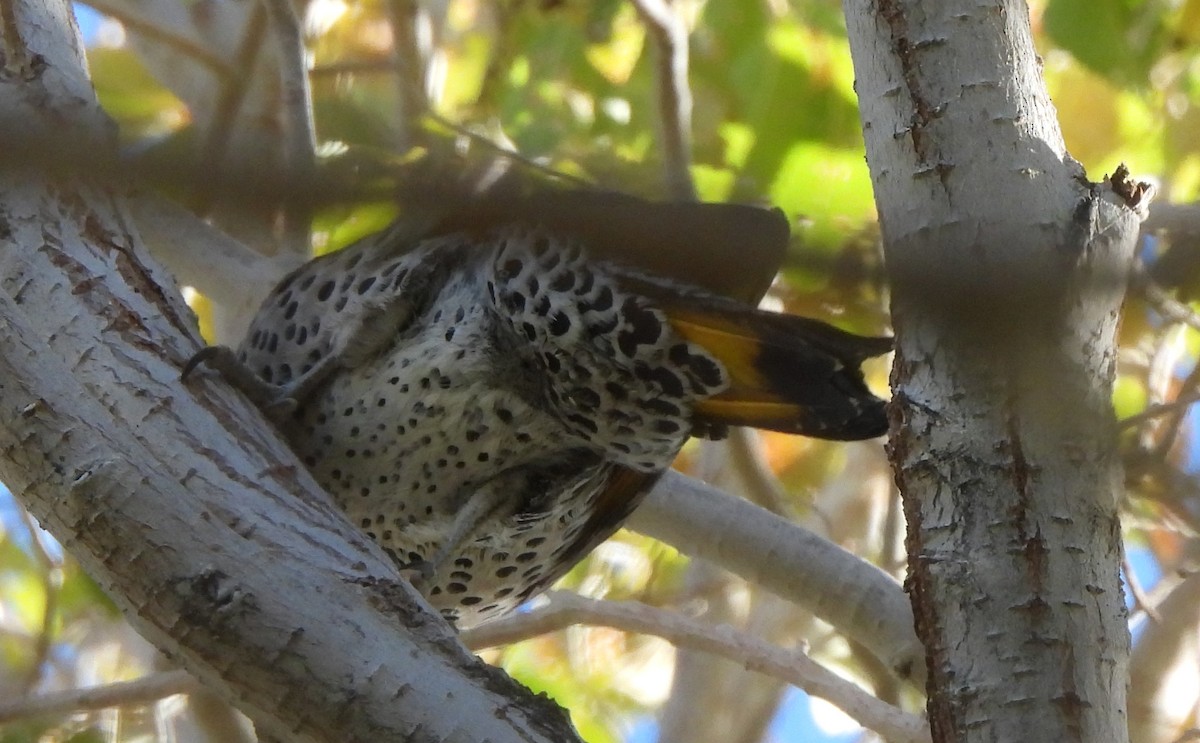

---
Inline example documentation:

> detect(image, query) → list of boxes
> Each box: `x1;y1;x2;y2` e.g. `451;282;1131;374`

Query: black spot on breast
605;381;628;400
591;285;613;312
577;270;595;295
533;295;551;316
445;327;456;341
654;419;681;434
527;276;540;296
317;280;335;301
501;258;523;278
357;276;376;294
643;398;681;417
548;271;574;292
344;252;363;270
588;313;619;336
299;274;316;290
276;290;292;309
566;413;599;434
570;387;601;409
460;596;483;606
335;296;349;312
284;324;296;341
548;311;571;336
495;565;518;578
266;334;278;353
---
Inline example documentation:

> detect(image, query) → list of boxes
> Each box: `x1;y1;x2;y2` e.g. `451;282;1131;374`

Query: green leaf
1044;0;1168;87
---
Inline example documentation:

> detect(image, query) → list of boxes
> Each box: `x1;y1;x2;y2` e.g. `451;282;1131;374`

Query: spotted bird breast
233;228;730;625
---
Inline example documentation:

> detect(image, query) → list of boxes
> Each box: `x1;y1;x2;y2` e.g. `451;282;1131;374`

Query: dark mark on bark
877;0;942;160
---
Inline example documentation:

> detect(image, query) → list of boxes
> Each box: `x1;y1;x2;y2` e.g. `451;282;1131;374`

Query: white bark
634;471;923;685
0;3;581;741
844;1;1145;741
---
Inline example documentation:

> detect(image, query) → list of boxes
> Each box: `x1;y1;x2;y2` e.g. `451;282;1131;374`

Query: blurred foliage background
3;0;1200;742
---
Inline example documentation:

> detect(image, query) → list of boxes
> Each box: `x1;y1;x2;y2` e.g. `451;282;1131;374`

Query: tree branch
0;3;581;741
260;0;316;256
464;591;931;743
0;669;201;724
844;1;1145;740
633;470;924;684
631;0;695;201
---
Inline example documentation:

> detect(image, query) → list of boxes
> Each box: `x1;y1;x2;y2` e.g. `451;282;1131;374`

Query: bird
184;190;891;628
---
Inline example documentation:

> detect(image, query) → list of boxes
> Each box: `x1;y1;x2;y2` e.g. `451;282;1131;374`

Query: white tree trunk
0;3;580;741
843;1;1146;741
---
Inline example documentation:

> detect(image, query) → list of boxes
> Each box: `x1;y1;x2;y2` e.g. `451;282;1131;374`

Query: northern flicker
185;192;890;628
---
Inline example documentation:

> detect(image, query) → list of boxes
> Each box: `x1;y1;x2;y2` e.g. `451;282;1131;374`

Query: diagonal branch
464;591;931;743
634;470;924;684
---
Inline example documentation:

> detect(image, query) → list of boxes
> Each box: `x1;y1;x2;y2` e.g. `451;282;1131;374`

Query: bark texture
843;1;1143;741
0;3;580;741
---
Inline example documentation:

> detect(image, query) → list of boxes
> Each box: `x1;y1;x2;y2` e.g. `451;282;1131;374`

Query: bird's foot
182;346;299;421
399;559;435;592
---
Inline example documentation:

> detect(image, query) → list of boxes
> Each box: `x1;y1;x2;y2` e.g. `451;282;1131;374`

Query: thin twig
310;58;394;77
16;506;60;694
1132;262;1200;333
423;110;594;189
1119;389;1200;431
630;0;696;201
195;4;269;217
261;0;316;256
386;0;431;151
463;592;929;743
726;428;794;516
0;670;200;723
80;0;234;77
1123;551;1162;623
1151;359;1200;460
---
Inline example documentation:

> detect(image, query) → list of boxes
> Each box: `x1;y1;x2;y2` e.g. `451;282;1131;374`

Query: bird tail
663;303;892;441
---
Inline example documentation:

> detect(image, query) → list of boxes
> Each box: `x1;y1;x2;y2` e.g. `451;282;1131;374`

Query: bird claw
182;345;300;422
399;559;435;591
